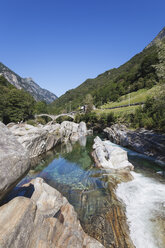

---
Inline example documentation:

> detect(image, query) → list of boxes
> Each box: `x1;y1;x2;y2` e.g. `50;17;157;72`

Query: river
15;136;165;247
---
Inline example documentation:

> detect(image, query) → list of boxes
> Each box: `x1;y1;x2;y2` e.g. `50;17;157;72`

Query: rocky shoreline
1;120;164;247
104;124;165;163
0;177;104;248
1;120;152;248
8;121;90;158
91;136;135;248
0;121;104;248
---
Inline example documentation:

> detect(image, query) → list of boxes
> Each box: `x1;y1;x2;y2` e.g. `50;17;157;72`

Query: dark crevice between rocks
0;183;35;207
54;209;64;223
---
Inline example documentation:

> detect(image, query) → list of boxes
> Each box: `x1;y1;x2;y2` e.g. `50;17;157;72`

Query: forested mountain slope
0;63;57;103
49;27;165;114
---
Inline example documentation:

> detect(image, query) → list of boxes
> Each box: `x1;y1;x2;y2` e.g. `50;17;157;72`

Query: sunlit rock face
104;124;165;162
0;178;104;248
0;121;30;201
8;121;88;158
93;136;134;171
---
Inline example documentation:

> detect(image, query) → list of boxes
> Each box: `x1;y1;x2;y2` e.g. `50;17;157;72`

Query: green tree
3;88;35;124
85;94;93;113
35;101;48;114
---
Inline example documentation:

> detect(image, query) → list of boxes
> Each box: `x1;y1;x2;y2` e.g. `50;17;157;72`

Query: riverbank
104;124;165;163
1;120;165;247
7;121;90;158
91;136;135;248
0;121;104;248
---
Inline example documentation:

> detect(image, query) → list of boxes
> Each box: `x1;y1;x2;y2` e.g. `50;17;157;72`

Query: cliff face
0;63;57;103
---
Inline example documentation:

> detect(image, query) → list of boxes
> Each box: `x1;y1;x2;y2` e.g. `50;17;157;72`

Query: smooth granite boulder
8;123;61;158
92;136;134;171
0;178;104;248
0;122;30;201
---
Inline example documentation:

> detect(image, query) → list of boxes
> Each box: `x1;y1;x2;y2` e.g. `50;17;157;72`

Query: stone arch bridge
35;113;76;121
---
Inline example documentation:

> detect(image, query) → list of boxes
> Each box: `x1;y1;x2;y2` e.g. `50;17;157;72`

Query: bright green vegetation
49;39;165;114
101;86;159;109
95;83;165;132
74;82;165;133
96;105;139;116
131;83;165;132
75;112;115;132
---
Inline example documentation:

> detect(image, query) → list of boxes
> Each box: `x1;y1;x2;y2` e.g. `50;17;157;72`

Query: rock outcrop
92;136;134;171
8;121;88;158
0;122;30;201
0;177;104;248
104;124;165;162
91;136;135;248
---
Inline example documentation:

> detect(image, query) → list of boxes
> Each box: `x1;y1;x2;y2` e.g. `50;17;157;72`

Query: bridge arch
35;113;75;121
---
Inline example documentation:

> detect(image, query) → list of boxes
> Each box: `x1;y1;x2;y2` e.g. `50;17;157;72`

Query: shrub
56;116;73;124
26;119;36;126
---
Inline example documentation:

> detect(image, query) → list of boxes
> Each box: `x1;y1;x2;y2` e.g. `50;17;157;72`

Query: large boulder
92;136;134;171
104;124;165;162
60;121;88;142
0;178;104;248
8;123;61;158
0;122;30;201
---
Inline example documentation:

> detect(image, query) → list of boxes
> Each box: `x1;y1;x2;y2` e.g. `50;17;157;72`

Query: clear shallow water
19;138;165;247
20;136;111;228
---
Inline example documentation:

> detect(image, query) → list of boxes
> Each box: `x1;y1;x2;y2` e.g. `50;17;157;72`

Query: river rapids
116;171;165;248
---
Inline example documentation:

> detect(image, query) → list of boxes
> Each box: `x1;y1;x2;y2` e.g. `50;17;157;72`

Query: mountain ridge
146;26;165;49
49;27;165;114
0;62;57;103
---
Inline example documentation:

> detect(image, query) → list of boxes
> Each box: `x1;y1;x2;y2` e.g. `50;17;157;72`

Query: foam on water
116;171;165;248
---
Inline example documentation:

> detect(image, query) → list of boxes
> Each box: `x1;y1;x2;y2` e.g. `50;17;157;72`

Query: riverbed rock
8;121;88;158
93;136;134;171
0;177;104;248
8;123;61;158
0;122;30;201
104;124;165;162
60;121;88;142
91;136;135;248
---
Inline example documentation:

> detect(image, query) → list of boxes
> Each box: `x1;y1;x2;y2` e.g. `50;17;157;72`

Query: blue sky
0;0;164;96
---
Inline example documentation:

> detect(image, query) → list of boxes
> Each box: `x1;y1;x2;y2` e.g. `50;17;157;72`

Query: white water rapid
116;171;165;248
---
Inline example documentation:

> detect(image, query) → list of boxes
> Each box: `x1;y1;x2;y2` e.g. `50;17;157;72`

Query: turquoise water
21;137;165;228
3;135;165;247
20;137;111;227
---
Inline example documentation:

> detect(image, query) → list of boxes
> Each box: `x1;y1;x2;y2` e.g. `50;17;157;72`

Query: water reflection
21;137;111;228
